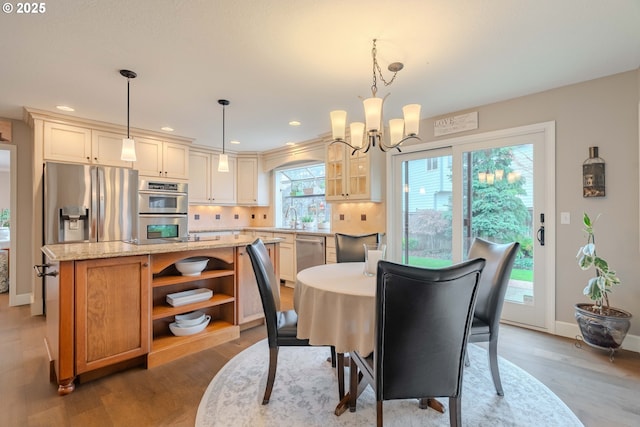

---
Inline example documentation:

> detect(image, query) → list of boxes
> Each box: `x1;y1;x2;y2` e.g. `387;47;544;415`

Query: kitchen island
42;234;281;395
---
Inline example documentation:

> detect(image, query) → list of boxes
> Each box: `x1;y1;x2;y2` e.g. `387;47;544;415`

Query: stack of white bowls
169;310;211;336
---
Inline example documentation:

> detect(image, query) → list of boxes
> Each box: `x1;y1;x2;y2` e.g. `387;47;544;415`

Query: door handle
537;226;545;246
34;263;59;277
536;213;545;246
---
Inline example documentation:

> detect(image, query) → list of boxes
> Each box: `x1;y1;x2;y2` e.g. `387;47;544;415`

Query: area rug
196;340;583;427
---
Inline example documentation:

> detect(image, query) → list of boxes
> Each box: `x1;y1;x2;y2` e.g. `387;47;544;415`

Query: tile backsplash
188;205;272;230
188;202;385;234
329;202;385;234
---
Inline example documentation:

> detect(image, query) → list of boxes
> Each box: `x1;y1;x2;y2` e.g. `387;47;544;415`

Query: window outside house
274;163;331;229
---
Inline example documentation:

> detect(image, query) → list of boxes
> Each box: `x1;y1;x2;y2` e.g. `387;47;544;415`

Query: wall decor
434;111;478;136
582;146;605;197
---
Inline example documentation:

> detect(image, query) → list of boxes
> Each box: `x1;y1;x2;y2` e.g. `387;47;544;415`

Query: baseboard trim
10;292;31;307
555;320;640;353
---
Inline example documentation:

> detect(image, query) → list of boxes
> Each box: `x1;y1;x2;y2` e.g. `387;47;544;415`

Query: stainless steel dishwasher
295;234;326;274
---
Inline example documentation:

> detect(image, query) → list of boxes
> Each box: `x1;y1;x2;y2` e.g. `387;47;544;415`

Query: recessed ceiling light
285;142;296;146
230;140;240;144
161;126;174;132
56;105;75;112
289;120;301;126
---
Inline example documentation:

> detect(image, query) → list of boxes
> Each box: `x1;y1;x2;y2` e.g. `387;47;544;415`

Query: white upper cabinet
188;150;212;204
91;130;136;168
236;156;270;206
44;122;92;163
188;149;237;205
43;122;124;167
42;122;193;175
44;123;133;168
135;137;189;180
211;154;237;204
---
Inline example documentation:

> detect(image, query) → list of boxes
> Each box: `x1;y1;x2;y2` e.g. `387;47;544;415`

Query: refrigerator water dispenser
60;206;89;242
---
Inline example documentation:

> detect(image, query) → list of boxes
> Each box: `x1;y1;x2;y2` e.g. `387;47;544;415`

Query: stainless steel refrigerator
44;162;138;244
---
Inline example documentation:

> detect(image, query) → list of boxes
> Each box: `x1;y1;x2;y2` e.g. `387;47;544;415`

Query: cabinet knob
158;171;162;176
86;156;90;160
94;157;98;161
143;263;149;267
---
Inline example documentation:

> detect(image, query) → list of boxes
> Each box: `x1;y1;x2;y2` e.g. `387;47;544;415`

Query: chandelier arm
379;134;421;152
329;139;365;153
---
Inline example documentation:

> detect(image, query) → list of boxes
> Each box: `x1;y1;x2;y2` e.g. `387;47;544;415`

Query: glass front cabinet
325;142;383;202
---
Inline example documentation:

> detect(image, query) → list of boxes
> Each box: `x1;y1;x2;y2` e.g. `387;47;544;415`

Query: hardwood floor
1;288;639;426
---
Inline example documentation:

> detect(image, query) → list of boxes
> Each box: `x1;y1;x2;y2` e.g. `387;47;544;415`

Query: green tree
471;148;530;243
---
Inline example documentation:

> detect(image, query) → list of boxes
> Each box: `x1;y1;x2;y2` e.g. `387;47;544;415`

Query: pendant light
217;99;230;172
120;69;137;161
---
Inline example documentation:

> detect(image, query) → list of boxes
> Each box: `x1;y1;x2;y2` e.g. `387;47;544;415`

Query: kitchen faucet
285;206;298;229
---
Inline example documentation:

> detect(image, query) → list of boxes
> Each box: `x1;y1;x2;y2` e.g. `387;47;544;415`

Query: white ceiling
1;0;639;153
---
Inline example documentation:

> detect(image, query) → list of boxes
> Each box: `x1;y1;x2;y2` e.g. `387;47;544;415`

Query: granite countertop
42;234;283;262
246;226;335;237
189;226;336;237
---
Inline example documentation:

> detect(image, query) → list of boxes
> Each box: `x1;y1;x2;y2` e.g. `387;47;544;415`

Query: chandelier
329;39;421;154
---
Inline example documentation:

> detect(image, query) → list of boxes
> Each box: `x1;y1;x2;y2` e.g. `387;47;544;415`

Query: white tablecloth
294;262;375;355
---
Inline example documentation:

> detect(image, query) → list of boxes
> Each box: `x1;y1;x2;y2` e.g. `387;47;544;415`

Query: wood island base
42;237;281;395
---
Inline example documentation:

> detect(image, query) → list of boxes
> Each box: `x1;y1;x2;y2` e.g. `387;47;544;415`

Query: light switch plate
561;212;570;224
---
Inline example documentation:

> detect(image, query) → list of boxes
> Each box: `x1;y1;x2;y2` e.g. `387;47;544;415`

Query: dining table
294;262;444;416
294;262;374;415
294;262;376;355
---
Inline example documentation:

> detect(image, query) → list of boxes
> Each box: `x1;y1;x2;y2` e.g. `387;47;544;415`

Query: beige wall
1;119;34;299
0;171;9;207
408;70;639;335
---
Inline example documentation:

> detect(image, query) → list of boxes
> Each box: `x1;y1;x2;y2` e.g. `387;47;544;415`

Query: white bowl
175;310;205;327
175;257;209;276
169;315;211;336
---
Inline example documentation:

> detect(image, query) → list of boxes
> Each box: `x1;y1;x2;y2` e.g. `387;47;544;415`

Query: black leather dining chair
335;232;380;263
465;237;520;396
246;238;332;404
349;258;486;427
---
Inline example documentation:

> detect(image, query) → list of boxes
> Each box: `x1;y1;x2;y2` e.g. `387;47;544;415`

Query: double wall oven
138;179;189;244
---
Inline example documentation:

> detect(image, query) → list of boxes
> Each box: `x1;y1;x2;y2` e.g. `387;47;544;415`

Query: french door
388;122;555;330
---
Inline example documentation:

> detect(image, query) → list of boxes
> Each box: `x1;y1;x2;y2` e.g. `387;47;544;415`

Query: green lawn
407;256;533;282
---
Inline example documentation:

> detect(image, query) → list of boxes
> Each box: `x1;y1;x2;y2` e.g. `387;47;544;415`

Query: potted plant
300;215;315;229
575;212;632;355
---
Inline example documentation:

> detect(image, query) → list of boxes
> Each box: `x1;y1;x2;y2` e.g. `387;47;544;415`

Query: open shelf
148;247;238;367
152;293;235;320
152;269;234;288
147;320;240;368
